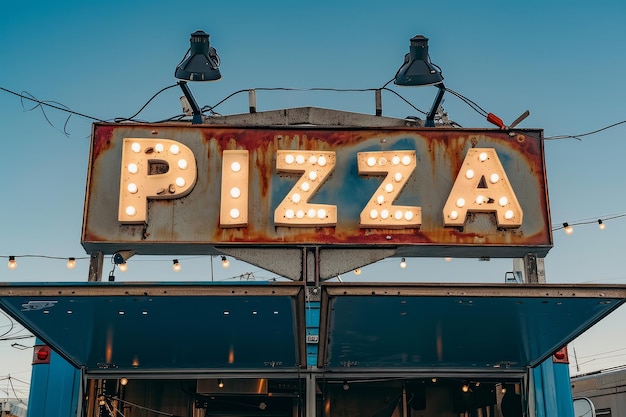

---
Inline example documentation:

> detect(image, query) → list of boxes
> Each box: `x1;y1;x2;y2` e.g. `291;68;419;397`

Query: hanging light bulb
598;219;606;230
8;256;17;270
218;379;225;388
172;259;182;272
66;257;76;269
353;268;362;275
221;256;230;268
461;383;470;393
563;222;574;235
113;251;134;272
400;258;407;268
120;377;129;386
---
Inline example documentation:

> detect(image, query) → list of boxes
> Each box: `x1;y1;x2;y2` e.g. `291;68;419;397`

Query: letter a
443;148;522;227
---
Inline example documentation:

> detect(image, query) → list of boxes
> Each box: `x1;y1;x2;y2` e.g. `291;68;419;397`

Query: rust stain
91;124;116;160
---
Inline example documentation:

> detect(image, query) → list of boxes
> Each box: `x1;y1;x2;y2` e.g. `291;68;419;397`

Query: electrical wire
0;311;14;339
544;120;626;141
7;377;22;403
552;212;626;231
0;87;106;122
1;254;89;261
113;83;179;122
3;84;624;142
381;87;427;115
444;87;489;118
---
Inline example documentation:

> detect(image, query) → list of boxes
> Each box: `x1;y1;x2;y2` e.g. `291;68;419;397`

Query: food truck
2;107;625;417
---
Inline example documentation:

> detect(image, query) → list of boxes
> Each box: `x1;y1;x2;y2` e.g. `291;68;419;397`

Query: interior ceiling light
175;30;222;125
394;35;445;127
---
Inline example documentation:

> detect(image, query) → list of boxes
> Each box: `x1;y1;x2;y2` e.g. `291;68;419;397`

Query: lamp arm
426;83;445;127
178;81;203;124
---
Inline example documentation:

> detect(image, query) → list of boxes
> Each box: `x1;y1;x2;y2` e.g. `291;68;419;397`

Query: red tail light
552;346;569;364
33;345;51;364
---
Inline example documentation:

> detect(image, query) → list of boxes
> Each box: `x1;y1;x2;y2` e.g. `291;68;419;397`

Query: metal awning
0;282;305;375
318;283;626;374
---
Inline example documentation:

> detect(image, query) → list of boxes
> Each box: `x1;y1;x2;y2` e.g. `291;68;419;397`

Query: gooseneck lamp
175;30;222;124
394;35;445;127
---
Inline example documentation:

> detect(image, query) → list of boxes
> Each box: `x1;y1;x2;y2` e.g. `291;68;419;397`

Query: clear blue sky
1;0;626;400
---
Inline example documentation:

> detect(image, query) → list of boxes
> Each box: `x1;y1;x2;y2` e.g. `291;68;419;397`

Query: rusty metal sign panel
81;123;551;257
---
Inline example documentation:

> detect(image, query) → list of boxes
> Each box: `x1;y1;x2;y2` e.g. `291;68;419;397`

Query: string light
554;212;626;233
563;222;574;235
66;257;76;269
3;209;626;273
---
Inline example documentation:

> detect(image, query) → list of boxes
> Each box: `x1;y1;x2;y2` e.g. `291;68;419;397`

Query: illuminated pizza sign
82;124;551;258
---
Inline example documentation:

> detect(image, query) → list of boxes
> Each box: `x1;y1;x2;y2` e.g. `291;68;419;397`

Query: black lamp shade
394;35;443;86
175;30;221;81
